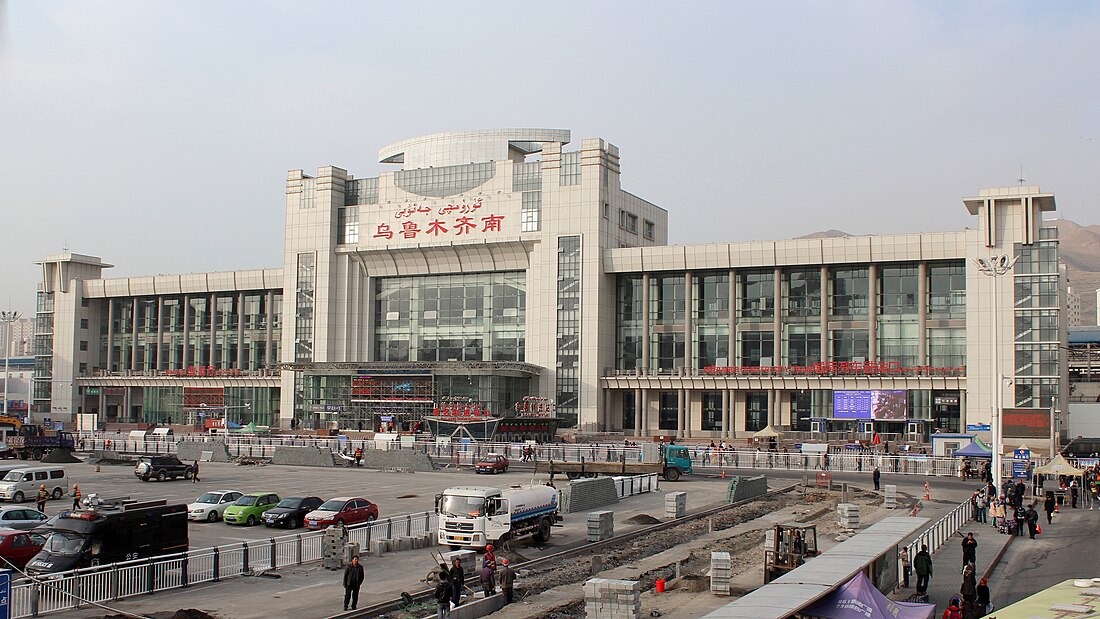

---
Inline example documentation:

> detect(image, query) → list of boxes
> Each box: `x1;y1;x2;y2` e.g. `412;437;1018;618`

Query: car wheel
366;514;376;523
246;515;256;526
52;488;63;500
290;517;300;529
207;511;218;523
156;471;167;482
184;469;193;480
12;492;23;504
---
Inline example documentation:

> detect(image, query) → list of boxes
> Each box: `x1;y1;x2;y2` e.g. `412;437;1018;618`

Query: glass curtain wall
616;276;644;370
1014;233;1061;408
693;273;729;369
650;275;685;371
878;265;919;366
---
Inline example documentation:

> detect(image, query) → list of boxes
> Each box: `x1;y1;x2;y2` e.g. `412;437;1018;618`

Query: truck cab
661;445;693;481
436;484;559;549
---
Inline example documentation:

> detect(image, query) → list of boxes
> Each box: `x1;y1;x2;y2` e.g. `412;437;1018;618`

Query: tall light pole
975;254;1017;492
1;311;23;418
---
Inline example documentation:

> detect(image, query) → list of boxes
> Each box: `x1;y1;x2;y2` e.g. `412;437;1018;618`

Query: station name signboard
365;196;519;246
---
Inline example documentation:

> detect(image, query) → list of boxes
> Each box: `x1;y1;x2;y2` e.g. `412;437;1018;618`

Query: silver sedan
0;507;48;531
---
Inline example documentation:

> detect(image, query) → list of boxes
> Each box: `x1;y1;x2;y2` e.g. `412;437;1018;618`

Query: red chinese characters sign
372;197;507;241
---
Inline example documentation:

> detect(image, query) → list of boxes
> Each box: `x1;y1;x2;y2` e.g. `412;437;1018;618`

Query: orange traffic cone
721;469;727;479
924;482;931;501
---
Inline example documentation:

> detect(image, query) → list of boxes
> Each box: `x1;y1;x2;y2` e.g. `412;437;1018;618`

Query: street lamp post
1;311;23;418
975;254;1017;492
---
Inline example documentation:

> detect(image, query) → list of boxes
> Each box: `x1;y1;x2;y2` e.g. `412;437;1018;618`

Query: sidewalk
915;516;1014;614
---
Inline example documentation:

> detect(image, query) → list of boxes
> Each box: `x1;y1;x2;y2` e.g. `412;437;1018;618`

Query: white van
0;466;69;503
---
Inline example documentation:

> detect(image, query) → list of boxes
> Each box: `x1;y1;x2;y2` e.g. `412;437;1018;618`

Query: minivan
0;466;69;504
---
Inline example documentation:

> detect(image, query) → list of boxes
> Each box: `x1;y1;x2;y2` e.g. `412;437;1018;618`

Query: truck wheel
663;467;681;482
32;449;43;461
52;488;63;500
184;469;193;480
449;545;463;551
566;472;580;480
533;517;552;544
17;452;27;460
12;492;23;504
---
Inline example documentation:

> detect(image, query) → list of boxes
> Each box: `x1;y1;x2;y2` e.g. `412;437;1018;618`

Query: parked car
475;453;509;474
262;496;323;529
304;497;378;530
0;527;46;569
187;490;244;522
222;493;279;526
0;507;49;531
134;456;194;482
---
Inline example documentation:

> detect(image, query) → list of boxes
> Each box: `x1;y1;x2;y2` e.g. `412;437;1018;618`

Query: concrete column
602;388;612;431
208;294;216;368
820;265;829;362
237;292;245;369
264;290;274;367
640;389;650;437
728;269;737;366
98;391;105;419
958;389;967;432
181;295;190;368
641;274;651;373
684;273;693;372
918;262;928;365
634;389;643;438
732;392;745;438
773;267;782;366
677;389;686;438
130;301;138;371
105;300;115;372
155;297;164;371
867;265;878;362
767;389;776;427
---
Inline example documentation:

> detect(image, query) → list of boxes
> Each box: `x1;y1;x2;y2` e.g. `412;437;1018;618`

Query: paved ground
911;518;1013;614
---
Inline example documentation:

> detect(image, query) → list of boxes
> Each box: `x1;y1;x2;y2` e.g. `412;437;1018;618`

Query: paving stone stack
583;578;641;619
443;549;477;578
725;475;769;503
837;503;860;529
562;477;620;513
322;525;349;569
176;440;231;462
587;511;614;542
271;445;337;467
883;484;897;509
665;492;687;519
342;542;360;565
710;551;732;595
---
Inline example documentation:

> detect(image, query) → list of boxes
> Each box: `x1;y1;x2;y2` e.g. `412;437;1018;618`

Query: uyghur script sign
371;197;508;242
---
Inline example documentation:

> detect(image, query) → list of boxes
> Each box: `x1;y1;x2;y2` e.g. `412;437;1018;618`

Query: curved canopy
1034;454;1084;476
955;439;992;458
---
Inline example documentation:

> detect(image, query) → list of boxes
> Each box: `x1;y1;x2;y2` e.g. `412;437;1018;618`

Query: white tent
752;425;782;439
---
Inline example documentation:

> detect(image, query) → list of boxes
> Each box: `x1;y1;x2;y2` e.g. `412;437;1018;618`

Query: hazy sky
2;1;1099;316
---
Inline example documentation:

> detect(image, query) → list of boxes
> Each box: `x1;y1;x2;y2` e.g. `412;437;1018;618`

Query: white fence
898;499;970;587
10;510;436;618
611;473;660;498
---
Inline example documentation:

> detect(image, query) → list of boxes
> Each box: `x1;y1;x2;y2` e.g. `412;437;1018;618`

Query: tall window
294;253;316;362
555;237;582;426
739;331;774;366
693;273;729;369
559;152;581;186
737;270;774;321
337;206;359;244
298;177;315;209
659;392;678;431
745;392;767;432
651;276;685;324
831;268;869;316
701;392;722;431
785;269;821;317
616;276;644;370
621;391;636;430
928;263;965;315
520;191;541;232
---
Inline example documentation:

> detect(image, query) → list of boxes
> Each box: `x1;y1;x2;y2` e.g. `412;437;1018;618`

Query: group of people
34;482;83;513
431;544;516;618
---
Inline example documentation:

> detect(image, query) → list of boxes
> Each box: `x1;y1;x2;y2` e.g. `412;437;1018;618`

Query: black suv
262;496;323;529
134;456;194;482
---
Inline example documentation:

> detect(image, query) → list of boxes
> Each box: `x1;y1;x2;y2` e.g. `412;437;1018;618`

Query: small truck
534;444;694;481
436;484;561;549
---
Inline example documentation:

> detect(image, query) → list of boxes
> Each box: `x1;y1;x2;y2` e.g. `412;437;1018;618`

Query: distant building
28;129;1071;446
1068;287;1084;327
3;318;33;358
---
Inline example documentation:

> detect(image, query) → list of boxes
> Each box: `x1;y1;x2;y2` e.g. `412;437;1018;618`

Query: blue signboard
1012;459;1030;480
1013;449;1031;460
966;424;991;432
833;391;873;419
0;569;10;619
833;390;909;420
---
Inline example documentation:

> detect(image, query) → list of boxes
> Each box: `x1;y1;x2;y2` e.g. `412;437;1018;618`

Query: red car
0;527;46;569
304;497;378;530
475;453;509;474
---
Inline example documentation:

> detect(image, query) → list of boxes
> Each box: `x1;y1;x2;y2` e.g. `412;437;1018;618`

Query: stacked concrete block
369;538;387;557
665;492;687;519
726;475;769;503
342;542;360;565
271;446;336;467
322;525;349;569
837;503;860;529
710;551;732;595
562;477;621;513
176;441;231;462
583;578;641;618
587;511;614;542
443;549;477;578
883;485;897;509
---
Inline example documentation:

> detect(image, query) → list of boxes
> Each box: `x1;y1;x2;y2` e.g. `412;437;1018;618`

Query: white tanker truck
436;484;561;549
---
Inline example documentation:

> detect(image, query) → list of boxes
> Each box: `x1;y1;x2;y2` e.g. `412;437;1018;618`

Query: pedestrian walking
342;555;364;611
898;547;911;589
71;484;81;510
36;485;48;514
1071;480;1079;509
354;447;363;467
873;467;881;491
1043;491;1055;524
482;544;497;570
499;558;515;604
449;558;465;607
990;498;1005;529
961;532;977;567
943;595;963;619
480;564;496;597
1013;506;1026;537
192;461;200;483
976;492;988;523
1025;503;1039;539
960;563;977;604
434;567;453;619
976;577;991;617
914;544;933;593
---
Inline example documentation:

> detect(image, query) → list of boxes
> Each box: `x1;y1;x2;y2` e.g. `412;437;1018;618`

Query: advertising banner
1003;408;1051;439
832;390;908;420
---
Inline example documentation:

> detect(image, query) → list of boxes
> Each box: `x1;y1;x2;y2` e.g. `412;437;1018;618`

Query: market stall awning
800;572;935;619
955;439;992;458
753;425;782;438
990;578;1100;618
1034;454;1084;476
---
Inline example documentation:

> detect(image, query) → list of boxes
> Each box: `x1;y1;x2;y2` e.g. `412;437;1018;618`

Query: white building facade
30;129;1069;445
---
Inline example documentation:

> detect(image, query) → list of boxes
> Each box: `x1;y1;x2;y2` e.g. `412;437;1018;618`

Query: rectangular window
80;318;89;329
785;269;821;317
521;191;541;232
344;177;379;205
294;253;316;362
512;162;541;192
877;318;919;366
616;276;644;370
739;330;774;366
879;265;919;315
701;392;722;431
603;203;610;220
651;332;686;370
784;325;821;366
928;263;966;315
79;341;88;351
651;275;686;324
555;236;582;427
831;267;869;316
622;391;636;430
745;392;768;432
619;210;638;234
927;327;966;367
659;392;678;431
337;206;359;245
78;362;87;375
643;220;655;240
559;152;581;186
830;329;869;362
298;177;315;209
737;270;774;321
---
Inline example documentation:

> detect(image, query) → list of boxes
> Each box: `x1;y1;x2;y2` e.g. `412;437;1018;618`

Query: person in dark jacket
960;563;977;604
914;545;933;593
499;558;516;604
434;568;453;619
449;558;465;607
480;564;496;597
192;460;200;483
1014;481;1027;508
342;556;364;611
1013;506;1026;537
1026;504;1040;539
1044;491;1056;524
975;577;991;617
961;532;977;567
873;467;881;491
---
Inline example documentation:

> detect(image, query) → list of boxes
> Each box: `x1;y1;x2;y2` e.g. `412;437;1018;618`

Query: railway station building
31;129;1068;444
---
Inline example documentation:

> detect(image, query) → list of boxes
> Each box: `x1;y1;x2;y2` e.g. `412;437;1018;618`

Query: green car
222;492;280;526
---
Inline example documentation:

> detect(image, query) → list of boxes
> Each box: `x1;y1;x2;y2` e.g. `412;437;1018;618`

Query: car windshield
44;531;87;555
440;495;485;517
234;496;258;506
196;493;221;504
276;499;302;509
2;471;21;482
318;500;346;511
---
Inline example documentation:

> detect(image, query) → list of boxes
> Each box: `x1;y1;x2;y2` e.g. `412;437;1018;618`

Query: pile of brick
725;475;769;503
587;510;614;542
665;492;687;519
837;503;860;529
884;484;897;509
322;526;349;569
710;551;732;595
562;477;620;513
368;533;434;556
583;578;641;618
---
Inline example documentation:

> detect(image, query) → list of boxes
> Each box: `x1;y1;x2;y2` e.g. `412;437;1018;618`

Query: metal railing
9;510;436;618
898;499;970;586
